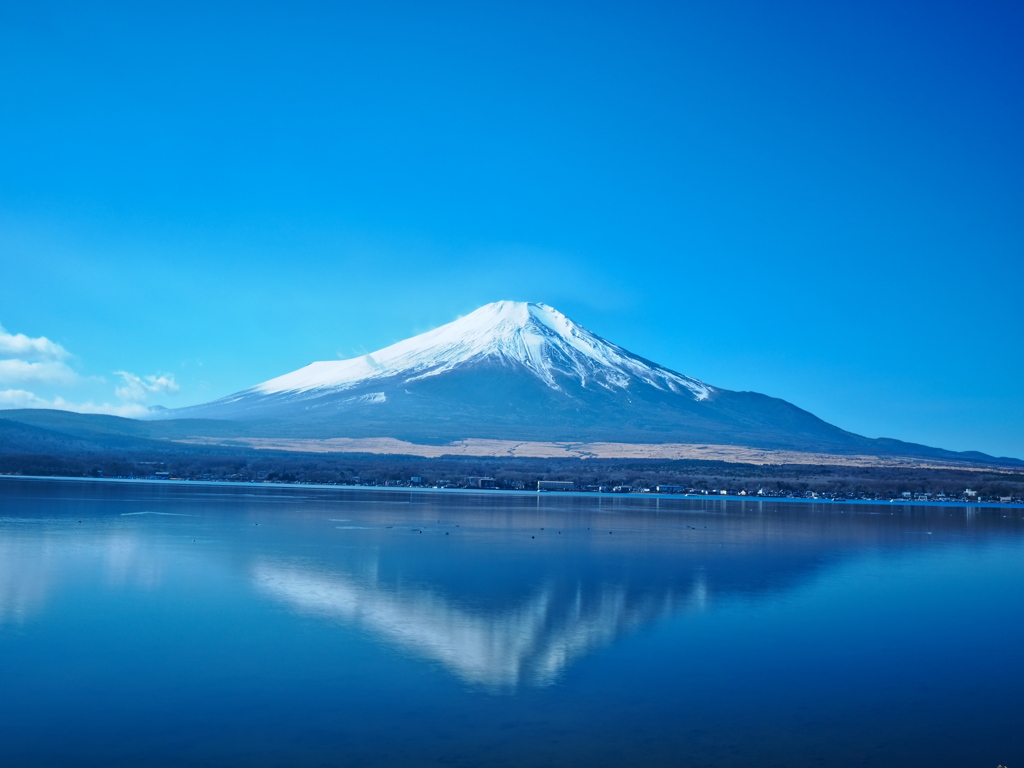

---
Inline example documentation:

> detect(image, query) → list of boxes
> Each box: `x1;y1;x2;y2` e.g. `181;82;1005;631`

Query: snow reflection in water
253;561;707;688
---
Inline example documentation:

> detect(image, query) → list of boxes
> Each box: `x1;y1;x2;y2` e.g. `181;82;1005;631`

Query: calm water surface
1;477;1022;767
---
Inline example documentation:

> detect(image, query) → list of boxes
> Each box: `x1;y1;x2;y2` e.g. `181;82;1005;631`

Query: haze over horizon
2;1;1022;458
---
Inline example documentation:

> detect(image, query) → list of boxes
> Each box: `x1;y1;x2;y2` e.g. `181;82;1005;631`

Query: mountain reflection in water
254;560;706;688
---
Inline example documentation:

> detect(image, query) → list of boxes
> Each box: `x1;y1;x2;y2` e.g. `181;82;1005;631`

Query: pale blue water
1;476;1022;767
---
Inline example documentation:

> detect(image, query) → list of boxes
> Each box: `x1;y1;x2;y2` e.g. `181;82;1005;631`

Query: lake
1;476;1022;767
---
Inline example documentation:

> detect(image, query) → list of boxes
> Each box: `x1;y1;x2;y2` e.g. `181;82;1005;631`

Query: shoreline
3;473;1022;511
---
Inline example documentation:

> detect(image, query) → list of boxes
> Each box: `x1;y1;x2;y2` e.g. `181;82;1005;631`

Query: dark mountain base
3;407;1020;468
0;410;1021;501
2;442;1022;502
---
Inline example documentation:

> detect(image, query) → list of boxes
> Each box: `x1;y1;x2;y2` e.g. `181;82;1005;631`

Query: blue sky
1;0;1022;458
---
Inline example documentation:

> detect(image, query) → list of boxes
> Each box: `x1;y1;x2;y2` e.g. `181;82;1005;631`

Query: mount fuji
159;301;977;460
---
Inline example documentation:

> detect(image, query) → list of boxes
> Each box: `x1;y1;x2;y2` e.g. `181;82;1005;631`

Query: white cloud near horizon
0;324;70;361
0;321;180;418
114;371;180;403
0;389;150;418
0;323;79;386
0;358;80;386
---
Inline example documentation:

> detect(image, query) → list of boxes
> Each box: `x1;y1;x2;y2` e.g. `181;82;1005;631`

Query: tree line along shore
2;447;1022;504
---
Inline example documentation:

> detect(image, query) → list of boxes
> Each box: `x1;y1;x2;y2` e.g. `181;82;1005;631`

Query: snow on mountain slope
250;301;713;401
131;302;1020;460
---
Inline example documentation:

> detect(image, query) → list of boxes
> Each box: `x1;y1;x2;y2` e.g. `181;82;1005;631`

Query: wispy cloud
0;321;180;418
114;371;180;403
0;389;149;417
0;359;79;386
0;324;69;361
0;323;78;386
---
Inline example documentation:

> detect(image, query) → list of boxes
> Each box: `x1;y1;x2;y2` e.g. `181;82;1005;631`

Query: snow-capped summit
253;301;713;400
